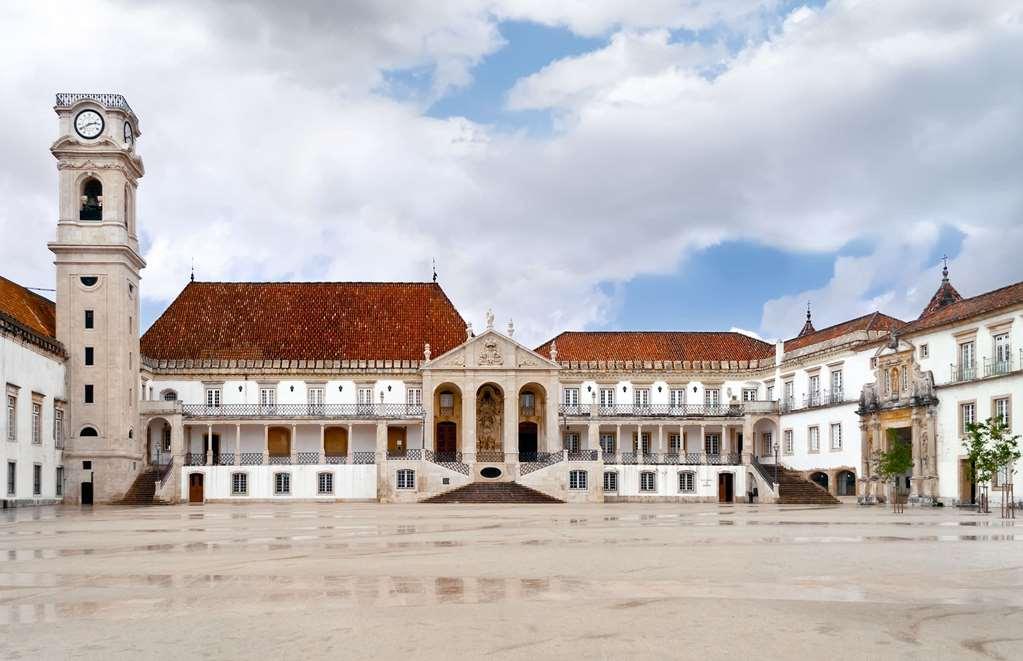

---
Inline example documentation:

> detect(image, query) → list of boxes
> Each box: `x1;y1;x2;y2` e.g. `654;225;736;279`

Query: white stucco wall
182;464;377;501
1;336;66;504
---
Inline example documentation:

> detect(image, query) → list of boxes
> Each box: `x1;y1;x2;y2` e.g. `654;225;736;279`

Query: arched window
80;178;103;220
128;428;134;439
79;426;99;437
161;389;178;402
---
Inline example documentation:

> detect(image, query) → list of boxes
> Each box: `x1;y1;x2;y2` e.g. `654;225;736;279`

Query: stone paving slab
1;503;1022;659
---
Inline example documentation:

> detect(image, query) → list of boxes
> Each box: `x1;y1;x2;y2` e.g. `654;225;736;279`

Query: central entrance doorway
518;422;538;461
188;473;204;503
80;481;93;505
436;421;457;457
718;473;734;502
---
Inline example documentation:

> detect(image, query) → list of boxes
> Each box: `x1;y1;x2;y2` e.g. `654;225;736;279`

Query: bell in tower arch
79;177;103;220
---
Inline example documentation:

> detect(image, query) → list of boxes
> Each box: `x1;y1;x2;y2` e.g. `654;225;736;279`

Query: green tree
873;430;913;512
964;417;1021;516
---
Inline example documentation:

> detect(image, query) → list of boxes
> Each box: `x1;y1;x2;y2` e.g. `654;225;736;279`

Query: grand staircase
115;469;170;506
777;468;840;505
423;482;563;504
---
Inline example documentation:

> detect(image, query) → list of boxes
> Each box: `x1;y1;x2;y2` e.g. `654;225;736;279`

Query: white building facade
2;92;1021;508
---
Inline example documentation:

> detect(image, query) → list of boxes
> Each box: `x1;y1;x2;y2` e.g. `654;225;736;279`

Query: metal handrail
751;456;778;488
558;403;748;418
55;92;133;112
181;403;425;419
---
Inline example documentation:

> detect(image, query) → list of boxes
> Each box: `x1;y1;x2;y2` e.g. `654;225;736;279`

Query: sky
1;0;1021;346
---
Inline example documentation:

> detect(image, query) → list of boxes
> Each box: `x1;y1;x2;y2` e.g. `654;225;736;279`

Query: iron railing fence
55;92;133;112
558;403;750;418
181;403;425;419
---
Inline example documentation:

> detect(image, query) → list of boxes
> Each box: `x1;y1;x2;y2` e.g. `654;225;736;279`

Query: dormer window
80;178;103;220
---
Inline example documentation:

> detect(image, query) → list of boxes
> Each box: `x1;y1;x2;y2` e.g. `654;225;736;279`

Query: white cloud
1;0;1021;347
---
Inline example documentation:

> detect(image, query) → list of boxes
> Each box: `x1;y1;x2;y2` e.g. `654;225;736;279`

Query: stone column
291;423;298;465
462;380;476;464
615;423;622;463
206;423;213;466
657;424;664;454
544;377;559;453
637;424;644;464
741;417;754;465
375;421;387;463
319;424;325;464
346;423;354;463
263;424;269;465
587;421;599;453
234;424;241;466
700;424;707;463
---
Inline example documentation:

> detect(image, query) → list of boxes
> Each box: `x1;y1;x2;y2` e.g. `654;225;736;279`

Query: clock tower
48;93;145;504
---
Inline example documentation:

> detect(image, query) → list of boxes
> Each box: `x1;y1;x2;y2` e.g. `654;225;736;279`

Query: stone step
422;481;563;504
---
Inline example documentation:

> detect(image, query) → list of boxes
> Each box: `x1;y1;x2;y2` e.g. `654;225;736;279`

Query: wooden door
387;427;407;455
718;473;733;503
436;422;456;454
80;482;93;505
188;473;204;503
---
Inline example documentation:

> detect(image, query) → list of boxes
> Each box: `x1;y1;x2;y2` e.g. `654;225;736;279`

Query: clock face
123;121;133;146
74;109;104;139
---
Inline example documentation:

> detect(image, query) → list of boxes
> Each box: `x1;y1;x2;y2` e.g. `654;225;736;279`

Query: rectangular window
784;381;794;407
260;387;276;408
405;387;422;409
668;433;681;454
704;388;720;407
633;432;651;454
960;402;977;435
669;388;686;409
56;467;63;496
161;425;171;451
439;391;454;413
205;388;222;408
274;472;290;495
830;423;842;451
633;387;650;409
766;384;775;401
569;470;587;490
317;472;334;495
84;346;94;366
919;344;929;359
808;374;821;405
599;432;616;456
761;431;773;456
742;388;758;402
357;387;373;408
678;471;695;493
396;468;415;490
704;433;720;455
6;461;14;496
563;388;580;407
31;403;41;445
33;464;41;496
7;393;16;441
809;426;820;453
993;333;1011;374
994;397;1010;429
520;392;536;415
563;432;581;453
783;429;793;455
54;407;64;446
830;370;843;398
307;386;325;407
639;471;656;492
603;471;618;492
84;385;94;404
231;472;247;495
84;309;94;329
599;387;615;408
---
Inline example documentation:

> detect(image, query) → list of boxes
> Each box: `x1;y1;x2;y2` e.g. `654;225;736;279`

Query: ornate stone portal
476;385;504;453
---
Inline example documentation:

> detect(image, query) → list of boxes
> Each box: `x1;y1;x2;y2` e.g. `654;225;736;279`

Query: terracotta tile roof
534;331;775;363
0;274;56;339
900;279;1023;336
783;312;905;352
140;281;467;362
919;277;963;318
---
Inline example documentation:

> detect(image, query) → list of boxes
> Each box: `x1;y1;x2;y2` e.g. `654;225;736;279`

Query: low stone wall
518;460;603;503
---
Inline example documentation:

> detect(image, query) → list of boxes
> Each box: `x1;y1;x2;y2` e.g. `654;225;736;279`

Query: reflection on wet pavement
2;502;1023;659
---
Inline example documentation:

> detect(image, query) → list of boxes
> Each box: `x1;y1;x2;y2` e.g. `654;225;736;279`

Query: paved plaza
2;503;1022;659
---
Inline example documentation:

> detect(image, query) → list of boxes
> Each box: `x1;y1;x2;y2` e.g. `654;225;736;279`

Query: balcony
801;389;845;410
949;363;977;384
558;403;755;419
180;403;425;420
983;351;1019;378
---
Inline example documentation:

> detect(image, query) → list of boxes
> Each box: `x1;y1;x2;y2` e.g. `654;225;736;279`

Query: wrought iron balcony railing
56;92;134;112
558;403;748;418
949;362;977;384
802;389;845;409
983;352;1016;377
181;403;425;419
